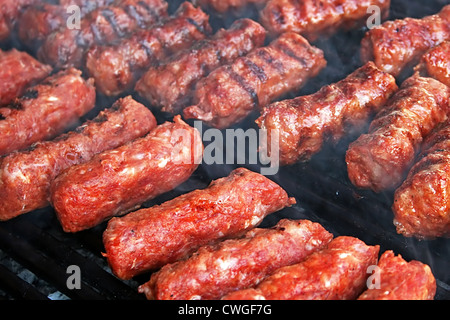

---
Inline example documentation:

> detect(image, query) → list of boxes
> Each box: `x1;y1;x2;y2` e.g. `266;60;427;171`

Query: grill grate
0;0;449;300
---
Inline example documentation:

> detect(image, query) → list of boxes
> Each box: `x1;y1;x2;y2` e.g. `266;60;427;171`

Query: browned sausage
0;68;96;157
37;0;169;69
260;0;390;41
393;119;450;239
346;74;450;192
138;219;333;300
256;61;398;166
415;41;450;87
222;236;379;300
357;250;436;300
16;0;116;51
0;48;52;107
102;167;296;280
85;2;211;96
0;0;37;42
50;116;203;233
183;32;326;129
361;5;450;77
0;96;156;221
134;18;266;114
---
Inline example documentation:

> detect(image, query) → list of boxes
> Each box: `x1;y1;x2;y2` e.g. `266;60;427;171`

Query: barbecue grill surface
0;0;449;300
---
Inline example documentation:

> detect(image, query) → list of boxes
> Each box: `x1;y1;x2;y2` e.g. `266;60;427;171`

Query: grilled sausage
222;236;380;300
0;68;96;157
192;0;268;14
346;74;450;193
102;167;296;280
0;0;37;42
183;32;326;129
358;250;436;300
260;0;390;41
135;18;266;114
16;1;116;51
393;120;450;239
0;96;156;221
138;219;333;300
50;115;203;233
0;49;52;107
37;0;169;69
415;41;450;87
256;61;398;166
86;2;211;96
361;5;450;77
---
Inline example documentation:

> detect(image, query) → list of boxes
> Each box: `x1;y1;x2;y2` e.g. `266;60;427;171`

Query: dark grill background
0;0;449;300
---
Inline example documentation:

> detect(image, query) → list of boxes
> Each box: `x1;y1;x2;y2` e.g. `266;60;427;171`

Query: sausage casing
0;96;156;221
50;115;203;233
361;5;450;77
0;68;96;156
0;0;36;42
16;0;116;51
102;167;296;280
393;120;450;239
183;32;326;129
256;61;398;166
135;18;266;114
0;49;52;107
138;219;333;300
37;0;169;69
86;1;211;96
415;41;450;87
357;251;436;300
260;0;390;41
222;236;379;300
346;74;450;192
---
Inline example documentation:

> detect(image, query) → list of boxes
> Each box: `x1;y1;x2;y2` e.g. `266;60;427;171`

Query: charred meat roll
415;41;450;87
259;0;390;41
37;0;169;69
135;18;266;114
361;4;450;77
183;32;326;129
346;74;450;192
256;61;398;166
393;119;450;239
102;167;296;280
138;219;333;300
0;96;156;221
0;48;52;107
50;116;203;233
17;0;116;51
358;250;436;300
0;68;96;157
222;236;379;300
0;0;37;42
86;1;211;96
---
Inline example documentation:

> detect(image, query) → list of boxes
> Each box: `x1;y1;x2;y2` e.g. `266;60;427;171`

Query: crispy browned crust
361;5;450;77
256;61;398;165
346;74;450;192
183;32;326;129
